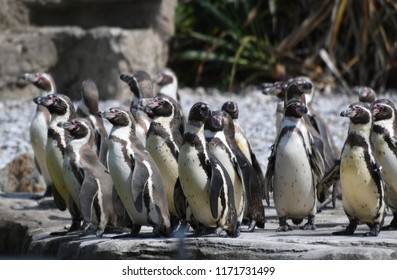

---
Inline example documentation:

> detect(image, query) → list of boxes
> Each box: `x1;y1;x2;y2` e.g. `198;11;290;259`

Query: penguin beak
340;107;356;118
137;98;155;114
371;104;381;117
260;83;276;95
97;110;107;118
297;104;308;115
57;121;73;131
33;96;43;105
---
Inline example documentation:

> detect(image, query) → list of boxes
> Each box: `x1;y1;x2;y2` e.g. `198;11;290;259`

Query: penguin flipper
130;155;149;213
317;159;340;202
79;171;99;225
249;148;268;206
209;158;226;219
264;144;276;199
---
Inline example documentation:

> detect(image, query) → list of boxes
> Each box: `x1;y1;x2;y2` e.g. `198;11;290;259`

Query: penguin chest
178;144;216;226
146;134;179;215
108;139;152;225
273;131;315;218
63;157;81;208
209;142;245;222
30;112;51;182
340;146;382;222
46;134;69;204
371;134;397;209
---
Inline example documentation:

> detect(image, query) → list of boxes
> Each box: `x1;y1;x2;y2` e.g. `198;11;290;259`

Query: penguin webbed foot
300;216;316;230
332;220;358;236
68;219;82;232
225;222;241;238
276;217;292;232
111;224;141;239
363;224;380;237
241;220;257;232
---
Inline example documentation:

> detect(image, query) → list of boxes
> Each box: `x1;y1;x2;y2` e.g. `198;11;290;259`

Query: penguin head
57;118;93;140
260;81;287;99
80;79;99;114
23;72;55;93
285;78;312;105
205;110;224;132
120;70;154;99
354;86;376;104
138;94;176;118
188;102;211;123
33;93;74;116
221;101;239;120
340;102;371;124
156;68;175;87
97;107;132;127
371;99;396;122
284;101;307;118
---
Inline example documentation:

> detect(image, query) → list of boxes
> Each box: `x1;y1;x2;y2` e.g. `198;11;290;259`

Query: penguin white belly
273;132;315;218
46;139;69;205
62;161;82;209
209;144;245;223
178;145;217;226
108;141;151;226
30;112;51;184
340;146;381;223
146;134;178;216
372;136;397;210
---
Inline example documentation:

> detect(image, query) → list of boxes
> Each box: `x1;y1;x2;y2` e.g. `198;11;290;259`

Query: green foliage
170;0;280;90
170;0;397;92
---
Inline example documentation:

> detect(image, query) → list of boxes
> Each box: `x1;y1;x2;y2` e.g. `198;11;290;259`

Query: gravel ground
0;86;358;172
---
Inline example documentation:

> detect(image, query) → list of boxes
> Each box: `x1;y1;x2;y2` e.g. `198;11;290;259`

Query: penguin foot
68;219;82;232
225;223;241;238
112;224;141;239
316;196;333;212
241;220;256;232
363;224;380;237
300;223;316;230
276;224;292;232
333;219;358;235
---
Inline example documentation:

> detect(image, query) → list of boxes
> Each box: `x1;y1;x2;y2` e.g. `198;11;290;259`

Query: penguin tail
292;218;303;225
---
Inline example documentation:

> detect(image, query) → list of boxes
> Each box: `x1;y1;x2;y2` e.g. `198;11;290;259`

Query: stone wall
0;0;177;101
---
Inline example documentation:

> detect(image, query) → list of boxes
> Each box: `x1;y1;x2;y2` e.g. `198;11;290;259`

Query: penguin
58;118;118;237
76;79;109;167
136;94;189;231
283;78;340;209
204;110;246;231
265;100;324;231
178;102;239;237
205;110;265;232
155;68;186;135
98;107;171;237
332;102;386;236
370;98;397;230
155;68;181;103
119;70;155;145
22;72;57;197
33;93;82;232
221;101;269;206
260;81;288;133
354;86;377;104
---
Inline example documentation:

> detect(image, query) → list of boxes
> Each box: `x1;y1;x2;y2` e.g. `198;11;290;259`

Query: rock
1;193;397;260
0;0;177;102
0;153;45;193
